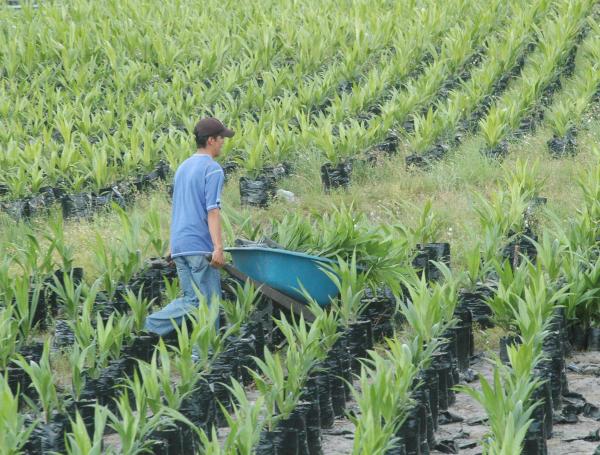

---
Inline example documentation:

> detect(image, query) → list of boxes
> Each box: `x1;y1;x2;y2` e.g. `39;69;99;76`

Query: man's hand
210;247;226;268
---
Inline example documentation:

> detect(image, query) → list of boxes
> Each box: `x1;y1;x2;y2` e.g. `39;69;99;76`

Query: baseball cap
193;117;235;138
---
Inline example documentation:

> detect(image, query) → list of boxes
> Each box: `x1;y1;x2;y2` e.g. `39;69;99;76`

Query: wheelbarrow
223;246;339;322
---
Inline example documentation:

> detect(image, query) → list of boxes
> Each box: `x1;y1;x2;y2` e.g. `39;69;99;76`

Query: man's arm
205;165;225;268
208;208;225;268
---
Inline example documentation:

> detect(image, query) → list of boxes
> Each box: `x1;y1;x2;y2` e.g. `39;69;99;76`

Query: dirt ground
320;412;357;454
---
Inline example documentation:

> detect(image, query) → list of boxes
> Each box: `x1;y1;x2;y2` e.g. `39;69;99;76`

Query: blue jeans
144;254;221;336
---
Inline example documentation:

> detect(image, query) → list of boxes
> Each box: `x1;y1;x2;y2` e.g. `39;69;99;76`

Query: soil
321;416;356;454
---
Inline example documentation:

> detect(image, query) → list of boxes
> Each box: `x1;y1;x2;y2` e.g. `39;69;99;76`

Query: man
144;117;234;336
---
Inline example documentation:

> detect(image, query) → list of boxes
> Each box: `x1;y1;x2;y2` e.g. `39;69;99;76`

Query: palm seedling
221;379;267;454
69;342;95;401
313;118;339;165
267;213;313;253
351;361;401;455
440;261;462;308
410;107;441;154
3;167;29;199
0;306;20;370
351;340;418;454
93;233;121;301
64;405;108;455
97;311;129;361
0;374;36;455
531;232;564;284
114;206;144;284
196;428;226;455
357;221;413;292
107;388;164;455
220;280;261;327
457;356;540;453
341;119;380;159
187;294;237;365
312;204;371;258
12;274;42;342
503;159;544;203
14;340;61;423
577;148;600;224
384;336;425;379
399;274;455;344
71;311;127;377
86;148;113;193
462;244;493;292
250;339;317;428
242;140;266;180
578;253;600;328
138;340;196;414
70;299;95;348
546;99;573;137
15;232;55;276
142;204;170;257
123;287;155;333
474;185;530;245
162;276;181;303
45;214;75;271
480;107;509;150
264;123;294;167
509;291;549;350
323;253;367;326
275;310;339;365
168;322;204;397
48;271;95;320
559;249;594;323
306;301;342;349
135;350;175;415
407;200;444;246
486;259;529;333
0;258;15;306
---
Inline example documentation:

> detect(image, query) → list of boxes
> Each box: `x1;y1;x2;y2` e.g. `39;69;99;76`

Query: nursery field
2;0;600;454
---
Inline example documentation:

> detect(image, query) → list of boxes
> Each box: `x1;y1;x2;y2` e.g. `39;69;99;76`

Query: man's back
170;154;224;257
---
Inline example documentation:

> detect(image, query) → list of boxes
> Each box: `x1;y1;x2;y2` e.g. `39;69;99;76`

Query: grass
473;323;504;353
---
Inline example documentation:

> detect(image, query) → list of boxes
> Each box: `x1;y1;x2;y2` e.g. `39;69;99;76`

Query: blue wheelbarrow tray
225;246;339;306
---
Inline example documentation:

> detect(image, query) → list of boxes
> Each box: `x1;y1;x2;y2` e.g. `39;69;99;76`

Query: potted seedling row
252;307;347;455
362;0;510;164
403;0;551;166
0;0;440;201
546;28;600;157
476;0;594;159
0;159;169;221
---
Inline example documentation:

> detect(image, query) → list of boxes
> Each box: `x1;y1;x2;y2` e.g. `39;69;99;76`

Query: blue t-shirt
170;154;224;257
